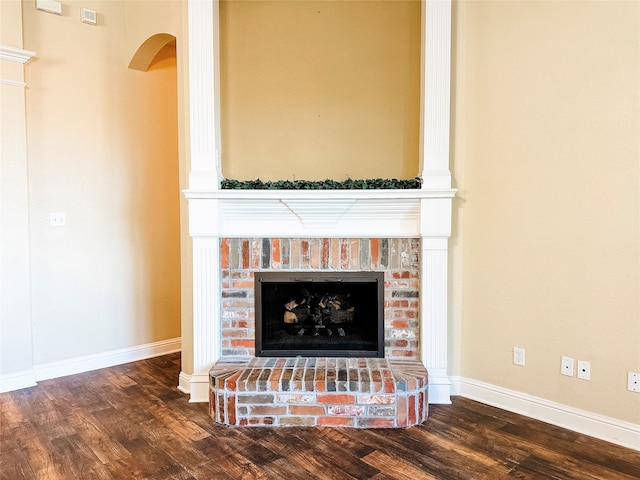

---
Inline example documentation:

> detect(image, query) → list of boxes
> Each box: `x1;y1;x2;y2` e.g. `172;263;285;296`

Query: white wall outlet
628;372;640;393
513;347;525;366
561;356;574;377
49;212;66;226
577;360;591;380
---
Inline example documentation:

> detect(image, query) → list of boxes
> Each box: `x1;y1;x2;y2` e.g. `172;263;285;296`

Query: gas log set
283;288;354;338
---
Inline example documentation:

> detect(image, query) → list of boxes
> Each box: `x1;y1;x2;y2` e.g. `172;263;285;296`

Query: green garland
220;177;422;190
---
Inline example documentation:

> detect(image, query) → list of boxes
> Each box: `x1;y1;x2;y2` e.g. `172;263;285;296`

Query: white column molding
420;238;451;404
187;0;221;190
183;236;221;402
420;0;452;189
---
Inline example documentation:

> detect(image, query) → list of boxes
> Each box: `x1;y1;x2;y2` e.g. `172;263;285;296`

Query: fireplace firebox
255;271;385;358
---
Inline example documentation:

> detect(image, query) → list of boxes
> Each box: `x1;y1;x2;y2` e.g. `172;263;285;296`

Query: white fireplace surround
180;0;456;404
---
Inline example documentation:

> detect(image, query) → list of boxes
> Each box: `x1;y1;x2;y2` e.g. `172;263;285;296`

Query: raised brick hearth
210;357;428;427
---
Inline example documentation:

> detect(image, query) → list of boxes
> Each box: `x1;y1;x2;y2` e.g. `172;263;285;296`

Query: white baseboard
0;337;181;393
453;376;640;451
427;373;453;404
178;372;211;403
0;369;37;393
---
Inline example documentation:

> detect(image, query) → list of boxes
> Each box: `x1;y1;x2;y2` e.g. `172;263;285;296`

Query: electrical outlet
561;356;574;377
628;372;640;393
49;212;66;226
577;360;590;380
513;347;525;366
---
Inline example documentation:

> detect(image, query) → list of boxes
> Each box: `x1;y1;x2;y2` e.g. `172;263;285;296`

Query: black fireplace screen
255;271;385;357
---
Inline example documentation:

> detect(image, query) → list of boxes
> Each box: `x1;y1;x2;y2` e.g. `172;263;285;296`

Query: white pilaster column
418;0;453;403
420;0;452;189
420;238;451;404
187;0;221;190
180;198;222;402
420;195;453;404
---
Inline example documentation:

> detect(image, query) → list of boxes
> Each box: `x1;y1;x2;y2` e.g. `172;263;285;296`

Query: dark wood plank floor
1;353;638;480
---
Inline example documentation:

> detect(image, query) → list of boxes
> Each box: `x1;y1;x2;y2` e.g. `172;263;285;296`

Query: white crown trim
0;45;36;64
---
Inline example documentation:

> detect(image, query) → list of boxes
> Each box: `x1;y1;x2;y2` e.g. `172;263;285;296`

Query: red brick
310;239;320;268
328;405;364;416
250;405;287;416
318;416;354;427
349;239;359;269
251;239;261;269
231;280;254;289
209;389;217;419
231;339;255;348
391;319;409;328
289;405;326;416
220;239;229;269
397;395;408;427
279;417;315;426
357;417;395;428
321;238;330;268
357;394;396;405
221;328;248;338
391;350;415;358
241;239;250;269
225;371;242;391
340;239;349;269
370;238;380;268
290;239;300;268
228;395;236;425
317;393;355;405
272;238;281;265
301;240;310;267
217;393;225;423
330;238;340;269
408;394;417;425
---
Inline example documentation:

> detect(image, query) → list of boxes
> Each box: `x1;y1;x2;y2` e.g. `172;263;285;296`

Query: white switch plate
577;360;590;380
629;372;640;393
513;347;525;366
561;356;574;377
50;212;66;226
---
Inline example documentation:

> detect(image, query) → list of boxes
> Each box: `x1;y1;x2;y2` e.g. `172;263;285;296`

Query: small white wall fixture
181;0;455;404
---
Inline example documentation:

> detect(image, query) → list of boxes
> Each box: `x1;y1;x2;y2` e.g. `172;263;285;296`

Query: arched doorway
127;34;182;349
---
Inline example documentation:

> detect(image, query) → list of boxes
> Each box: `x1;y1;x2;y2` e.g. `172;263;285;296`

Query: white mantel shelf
183;188;456;200
184;188;456;239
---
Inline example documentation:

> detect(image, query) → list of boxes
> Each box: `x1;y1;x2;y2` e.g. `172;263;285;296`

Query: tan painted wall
1;0;34;376
219;0;421;181
452;0;639;423
20;0;182;365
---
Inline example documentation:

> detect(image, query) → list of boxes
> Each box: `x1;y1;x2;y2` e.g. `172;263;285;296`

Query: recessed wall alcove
179;0;456;414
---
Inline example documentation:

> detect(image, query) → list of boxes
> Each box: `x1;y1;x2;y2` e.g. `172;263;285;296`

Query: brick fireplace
180;0;455;423
209;235;430;427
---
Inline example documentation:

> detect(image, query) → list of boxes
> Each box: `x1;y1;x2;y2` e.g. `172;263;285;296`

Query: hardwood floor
1;353;638;480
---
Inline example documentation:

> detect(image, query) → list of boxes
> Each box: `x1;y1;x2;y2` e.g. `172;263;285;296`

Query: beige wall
219;0;421;181
1;0;34;377
17;0;182;365
452;0;639;423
